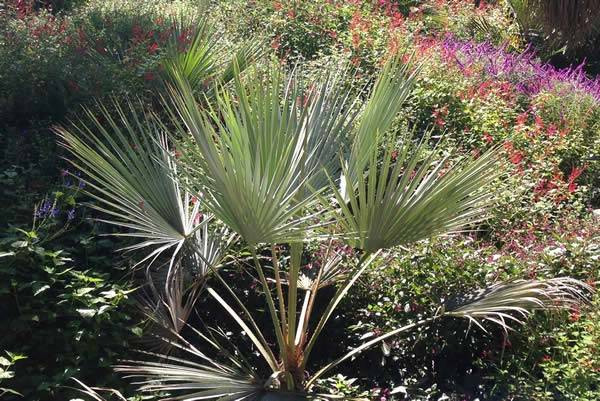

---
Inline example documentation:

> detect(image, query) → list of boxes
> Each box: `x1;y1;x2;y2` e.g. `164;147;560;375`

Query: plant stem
287;242;302;349
301;251;379;370
250;247;288;376
295;290;311;346
206;263;279;372
271;245;288;334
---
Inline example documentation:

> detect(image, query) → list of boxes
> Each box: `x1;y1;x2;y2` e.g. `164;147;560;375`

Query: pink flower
193;212;203;225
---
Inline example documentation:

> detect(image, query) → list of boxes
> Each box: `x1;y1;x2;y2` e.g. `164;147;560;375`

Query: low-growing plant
0;202;138;401
0;352;26;398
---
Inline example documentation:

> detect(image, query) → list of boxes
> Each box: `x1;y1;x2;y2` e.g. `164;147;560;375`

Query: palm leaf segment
115;328;266;401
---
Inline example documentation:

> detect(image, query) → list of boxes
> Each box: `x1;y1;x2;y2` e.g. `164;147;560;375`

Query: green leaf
76;309;96;318
75;287;95;297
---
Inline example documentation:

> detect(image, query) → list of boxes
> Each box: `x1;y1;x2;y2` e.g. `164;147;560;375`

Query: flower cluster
439;35;600;102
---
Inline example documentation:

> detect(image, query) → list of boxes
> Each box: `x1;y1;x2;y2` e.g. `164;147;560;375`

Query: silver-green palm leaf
56;101;199;267
169;63;360;245
335;133;502;252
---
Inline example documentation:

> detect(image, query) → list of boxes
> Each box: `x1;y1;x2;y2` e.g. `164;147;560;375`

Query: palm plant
506;0;600;61
59;43;593;400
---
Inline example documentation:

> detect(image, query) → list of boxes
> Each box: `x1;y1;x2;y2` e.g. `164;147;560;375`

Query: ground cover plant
1;1;599;400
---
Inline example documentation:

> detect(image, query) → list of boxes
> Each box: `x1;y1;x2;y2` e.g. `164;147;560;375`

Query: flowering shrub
341;212;599;400
402;35;600;236
0;0;205;124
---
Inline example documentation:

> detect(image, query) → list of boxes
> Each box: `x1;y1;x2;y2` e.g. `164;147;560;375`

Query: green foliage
0;204;138;401
0;352;27;398
340;212;599;399
2;1;600;400
0;0;207;124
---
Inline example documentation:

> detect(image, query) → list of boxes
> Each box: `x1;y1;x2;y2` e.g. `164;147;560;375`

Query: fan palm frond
307;277;593;385
162;15;262;94
335;130;503;252
444;277;593;333
162;17;218;92
343;54;418;193
115;325;271;401
139;223;235;348
56;100;202;269
71;378;127;401
167;61;360;245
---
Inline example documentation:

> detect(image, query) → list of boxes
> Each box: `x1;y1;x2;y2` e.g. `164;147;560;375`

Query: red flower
509;151;523;165
271;35;281;50
351;32;361;49
534;179;558;198
567;165;586;193
542;355;552;362
534;115;544;130
569;306;581;322
390;11;404;28
432;105;448;128
148;42;159;54
144;71;155;81
483;132;493;144
132;24;145;44
516;112;528;126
